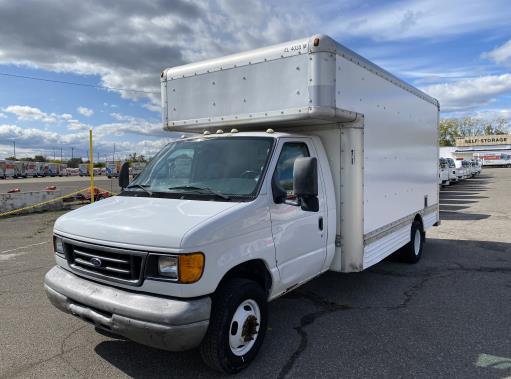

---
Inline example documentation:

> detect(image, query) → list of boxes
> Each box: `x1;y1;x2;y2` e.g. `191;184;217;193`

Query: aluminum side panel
336;55;439;234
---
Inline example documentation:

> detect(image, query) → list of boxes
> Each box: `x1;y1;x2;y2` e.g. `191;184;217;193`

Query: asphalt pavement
0;175;121;195
0;168;510;378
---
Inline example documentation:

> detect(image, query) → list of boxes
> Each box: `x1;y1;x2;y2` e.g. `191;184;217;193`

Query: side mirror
293;157;319;212
119;162;130;189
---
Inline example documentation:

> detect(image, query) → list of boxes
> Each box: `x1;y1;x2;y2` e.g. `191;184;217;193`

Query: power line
0;72;159;94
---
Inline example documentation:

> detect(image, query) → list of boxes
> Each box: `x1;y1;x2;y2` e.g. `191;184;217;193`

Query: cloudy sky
1;0;510;159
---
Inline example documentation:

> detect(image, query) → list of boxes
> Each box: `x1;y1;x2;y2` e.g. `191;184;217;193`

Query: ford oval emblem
90;257;102;267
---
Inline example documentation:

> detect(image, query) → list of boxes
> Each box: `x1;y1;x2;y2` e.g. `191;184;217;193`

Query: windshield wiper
168;185;230;200
126;184;153;196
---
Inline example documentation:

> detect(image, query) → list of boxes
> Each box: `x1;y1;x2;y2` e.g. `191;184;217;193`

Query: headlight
53;236;64;255
154;252;205;283
158;256;178;279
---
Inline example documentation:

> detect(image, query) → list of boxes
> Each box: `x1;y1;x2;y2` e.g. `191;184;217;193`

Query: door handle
318;216;323;231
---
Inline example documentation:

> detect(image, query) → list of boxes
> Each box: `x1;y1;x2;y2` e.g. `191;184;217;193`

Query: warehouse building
440;134;511;167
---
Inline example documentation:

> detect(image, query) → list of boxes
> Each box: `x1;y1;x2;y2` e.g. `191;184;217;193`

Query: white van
439;158;450;186
44;35;440;373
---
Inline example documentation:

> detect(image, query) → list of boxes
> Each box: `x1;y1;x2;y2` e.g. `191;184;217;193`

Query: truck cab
453;159;467;181
438;158;449;186
461;160;473;178
445;158;458;183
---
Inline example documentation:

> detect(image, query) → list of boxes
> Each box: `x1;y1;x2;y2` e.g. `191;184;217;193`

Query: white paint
0;240;50;254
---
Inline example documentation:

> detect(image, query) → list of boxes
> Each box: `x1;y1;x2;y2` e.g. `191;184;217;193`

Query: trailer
474;152;511;167
45;34;440;373
59;163;68;177
25;162;39;177
14;161;27;178
3;161;16;178
0;160;5;179
78;163;89;176
35;162;45;177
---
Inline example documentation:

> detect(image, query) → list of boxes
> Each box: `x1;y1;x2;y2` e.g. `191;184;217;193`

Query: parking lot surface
1;168;510;378
0;176;121;195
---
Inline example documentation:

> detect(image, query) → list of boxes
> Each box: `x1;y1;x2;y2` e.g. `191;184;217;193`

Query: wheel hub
229;299;261;356
241;315;259;342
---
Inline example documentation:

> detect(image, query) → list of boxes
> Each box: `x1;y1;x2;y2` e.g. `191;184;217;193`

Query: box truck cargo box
45;34;440;373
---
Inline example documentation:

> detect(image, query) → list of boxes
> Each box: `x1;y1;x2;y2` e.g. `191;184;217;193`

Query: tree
4;156;17;161
34;155;47;162
439;116;510;146
127;153;146;163
439;119;461;146
67;158;83;168
482;116;509;135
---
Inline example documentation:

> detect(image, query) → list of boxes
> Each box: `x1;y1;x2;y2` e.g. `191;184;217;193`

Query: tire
200;278;268;374
399;220;424;264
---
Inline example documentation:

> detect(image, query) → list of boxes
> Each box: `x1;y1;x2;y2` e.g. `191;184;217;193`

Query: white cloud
3;105;57;123
67;119;90;131
77;106;94;117
0;112;6;119
422;73;511;112
483;39;511;65
61;113;73;120
94;112;164;137
0;1;313;111
325;0;511;41
0;122;174;159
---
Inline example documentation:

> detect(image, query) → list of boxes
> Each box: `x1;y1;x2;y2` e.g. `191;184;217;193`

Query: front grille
64;240;147;285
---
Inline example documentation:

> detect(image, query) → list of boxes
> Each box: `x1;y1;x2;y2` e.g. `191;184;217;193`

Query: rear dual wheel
399;220;424;264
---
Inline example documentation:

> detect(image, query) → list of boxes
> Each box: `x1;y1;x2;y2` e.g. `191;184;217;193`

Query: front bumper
44;266;211;351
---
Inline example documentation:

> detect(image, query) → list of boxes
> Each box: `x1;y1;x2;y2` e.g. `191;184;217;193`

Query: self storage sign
456;134;511;147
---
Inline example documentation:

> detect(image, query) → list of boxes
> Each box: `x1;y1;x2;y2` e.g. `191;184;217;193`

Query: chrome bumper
44;266;211;351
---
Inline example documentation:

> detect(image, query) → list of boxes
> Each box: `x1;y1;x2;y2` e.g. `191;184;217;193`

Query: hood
54;196;239;249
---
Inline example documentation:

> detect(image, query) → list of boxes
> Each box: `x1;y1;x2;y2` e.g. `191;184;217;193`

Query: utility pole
53;149;56;161
113;144;116;162
60;148;63;162
13;140;16;159
71;147;74;160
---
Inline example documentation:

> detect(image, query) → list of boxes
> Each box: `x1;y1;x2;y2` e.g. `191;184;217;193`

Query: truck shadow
439;173;491;221
93;238;511;379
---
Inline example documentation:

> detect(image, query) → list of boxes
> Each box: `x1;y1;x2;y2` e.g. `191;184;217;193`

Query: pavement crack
278;291;352;379
278;272;445;378
1;325;88;379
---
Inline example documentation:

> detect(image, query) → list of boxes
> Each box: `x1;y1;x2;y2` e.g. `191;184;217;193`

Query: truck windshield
125;137;274;200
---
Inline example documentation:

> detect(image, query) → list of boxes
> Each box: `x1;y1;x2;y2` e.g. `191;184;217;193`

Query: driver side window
274;142;310;197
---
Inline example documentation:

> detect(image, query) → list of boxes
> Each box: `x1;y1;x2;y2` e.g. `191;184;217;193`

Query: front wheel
200;278;268;374
399;220;424;264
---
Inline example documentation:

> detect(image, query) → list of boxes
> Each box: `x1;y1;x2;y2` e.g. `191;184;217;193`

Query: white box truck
44;35;440;373
106;160;122;178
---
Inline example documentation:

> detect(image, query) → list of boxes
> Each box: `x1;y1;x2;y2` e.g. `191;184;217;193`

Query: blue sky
1;0;510;159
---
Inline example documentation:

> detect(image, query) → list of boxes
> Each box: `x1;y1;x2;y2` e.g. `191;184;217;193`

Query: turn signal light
179;253;205;284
